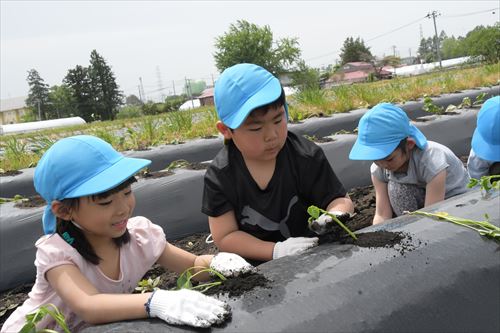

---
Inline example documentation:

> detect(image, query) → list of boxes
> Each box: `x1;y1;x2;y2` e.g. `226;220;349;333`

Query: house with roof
198;87;214;106
0;96;30;125
324;62;392;88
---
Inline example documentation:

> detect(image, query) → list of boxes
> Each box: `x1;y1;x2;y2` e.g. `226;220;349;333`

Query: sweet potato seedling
176;266;226;293
135;276;161;293
19;303;70;333
410;211;500;242
307;205;357;240
467;175;500;193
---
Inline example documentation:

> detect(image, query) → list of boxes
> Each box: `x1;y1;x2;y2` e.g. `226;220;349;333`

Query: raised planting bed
80;188;499;333
1;86;497;198
0;108;480;292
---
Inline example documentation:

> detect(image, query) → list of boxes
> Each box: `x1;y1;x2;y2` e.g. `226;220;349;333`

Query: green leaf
307;205;320;219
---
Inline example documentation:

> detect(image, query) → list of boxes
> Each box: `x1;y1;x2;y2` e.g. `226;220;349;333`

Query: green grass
1;63;499;172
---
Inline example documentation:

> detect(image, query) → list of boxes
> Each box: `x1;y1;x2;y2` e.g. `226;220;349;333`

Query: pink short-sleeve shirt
1;216;167;332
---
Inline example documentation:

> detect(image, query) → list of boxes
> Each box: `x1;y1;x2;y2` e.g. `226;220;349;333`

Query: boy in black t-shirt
202;63;354;262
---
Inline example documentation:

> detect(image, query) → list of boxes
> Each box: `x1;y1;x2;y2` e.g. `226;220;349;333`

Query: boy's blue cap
349;103;428;160
472;96;500;161
214;63;287;129
34;135;151;234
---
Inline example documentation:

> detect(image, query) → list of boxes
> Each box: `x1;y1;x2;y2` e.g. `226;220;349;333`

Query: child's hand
210;252;256;277
309;211;352;235
272;237;318;259
147;289;230;327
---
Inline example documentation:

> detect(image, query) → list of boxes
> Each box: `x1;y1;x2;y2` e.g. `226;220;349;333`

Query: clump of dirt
141;170;174;178
204;272;272;298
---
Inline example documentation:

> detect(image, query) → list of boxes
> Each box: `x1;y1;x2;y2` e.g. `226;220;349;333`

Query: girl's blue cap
349;103;428;160
472;96;500;161
214;63;288;129
34;135;151;234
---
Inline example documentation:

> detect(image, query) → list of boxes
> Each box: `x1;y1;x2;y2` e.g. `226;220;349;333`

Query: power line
442;8;498;18
365;16;427;42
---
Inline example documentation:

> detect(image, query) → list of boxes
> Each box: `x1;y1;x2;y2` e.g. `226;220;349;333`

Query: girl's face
374;146;410;172
71;185;136;241
222;105;288;163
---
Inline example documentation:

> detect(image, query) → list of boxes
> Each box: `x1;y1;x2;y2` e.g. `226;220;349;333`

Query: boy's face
220;105;287;162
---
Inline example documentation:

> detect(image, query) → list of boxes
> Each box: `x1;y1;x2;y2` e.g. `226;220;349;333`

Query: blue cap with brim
34;135;151;234
214;63;287;129
349;103;428;160
471;96;500;161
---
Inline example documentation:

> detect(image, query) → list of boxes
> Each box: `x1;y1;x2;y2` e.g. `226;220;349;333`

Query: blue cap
214;63;287;129
34;135;151;234
472;96;500;161
349;103;428;160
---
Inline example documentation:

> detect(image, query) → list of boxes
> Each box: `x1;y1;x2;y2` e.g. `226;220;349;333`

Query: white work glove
210;252;256;277
147;289;230;328
309;211;353;235
272;237;318;259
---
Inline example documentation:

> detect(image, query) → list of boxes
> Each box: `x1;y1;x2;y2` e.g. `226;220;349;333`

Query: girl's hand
147;289;230;327
210;252;256;277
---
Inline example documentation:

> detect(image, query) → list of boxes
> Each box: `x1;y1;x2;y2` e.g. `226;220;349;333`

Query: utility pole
392;45;397;57
156;66;165;102
185;77;194;108
139;77;146;102
138;85;143;102
426;10;442;69
172;80;176;96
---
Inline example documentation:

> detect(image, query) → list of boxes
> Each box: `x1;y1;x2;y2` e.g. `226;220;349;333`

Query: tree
26;69;50;120
126;94;143;106
417;37;435;63
88;50;123;120
462;23;500;64
64;65;94;121
339;37;373;65
48;85;78;118
184;80;206;97
440;36;466;60
290;60;320;91
214;20;301;75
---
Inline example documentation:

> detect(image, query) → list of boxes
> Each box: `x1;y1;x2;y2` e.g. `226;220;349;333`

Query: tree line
25;21;499;122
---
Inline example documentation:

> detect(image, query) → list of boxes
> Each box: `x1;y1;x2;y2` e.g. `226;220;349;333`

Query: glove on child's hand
148;289;230;328
272;237;318;259
309;211;353;235
210;252;256;277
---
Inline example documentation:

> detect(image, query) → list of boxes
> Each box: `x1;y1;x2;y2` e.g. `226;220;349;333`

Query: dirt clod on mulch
204;272;272;298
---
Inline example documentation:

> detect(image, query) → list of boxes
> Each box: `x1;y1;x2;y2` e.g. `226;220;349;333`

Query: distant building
0;96;30;125
324;62;392;88
198;88;214;106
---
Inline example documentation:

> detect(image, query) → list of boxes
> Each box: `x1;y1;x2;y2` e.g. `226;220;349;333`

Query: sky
1;0;498;102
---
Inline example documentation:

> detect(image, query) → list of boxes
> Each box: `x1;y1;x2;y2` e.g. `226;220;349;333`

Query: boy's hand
273;237;319;259
148;289;230;327
210;252;256;277
309;211;353;235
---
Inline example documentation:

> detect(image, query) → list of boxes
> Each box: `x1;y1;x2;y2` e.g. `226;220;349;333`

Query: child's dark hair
489;162;500;176
56;177;137;264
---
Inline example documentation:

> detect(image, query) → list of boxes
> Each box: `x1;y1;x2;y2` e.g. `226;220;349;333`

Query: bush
116;105;143;119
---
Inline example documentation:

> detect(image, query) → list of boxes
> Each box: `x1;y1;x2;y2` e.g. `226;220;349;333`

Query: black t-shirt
201;131;346;242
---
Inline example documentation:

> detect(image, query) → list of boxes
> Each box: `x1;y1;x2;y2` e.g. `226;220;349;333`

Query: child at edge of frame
1;135;255;332
349;103;470;225
467;95;500;179
201;63;355;263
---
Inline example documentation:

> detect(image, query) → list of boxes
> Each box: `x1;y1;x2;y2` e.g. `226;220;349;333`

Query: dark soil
0;170;22;177
0;185;376;327
13;196;46;208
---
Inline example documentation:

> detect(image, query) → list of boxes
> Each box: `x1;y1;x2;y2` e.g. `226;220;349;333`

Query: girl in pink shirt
1;135;253;332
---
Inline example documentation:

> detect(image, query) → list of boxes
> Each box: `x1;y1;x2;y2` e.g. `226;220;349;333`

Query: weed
19;303;70;333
